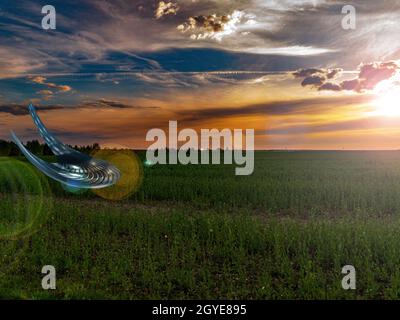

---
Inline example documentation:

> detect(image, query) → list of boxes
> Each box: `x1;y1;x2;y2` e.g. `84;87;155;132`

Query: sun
373;80;400;117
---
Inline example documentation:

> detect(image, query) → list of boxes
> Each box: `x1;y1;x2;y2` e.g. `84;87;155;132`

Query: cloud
0;47;46;79
0;104;65;116
29;76;72;94
0;99;159;116
295;61;400;92
84;98;160;109
56;85;73;92
236;46;335;56
155;1;179;19
293;68;342;80
318;82;341;91
293;68;327;78
0;0;353;79
175;95;371;125
4;0;400;79
37;90;54;96
326;69;341;79
30;76;46;85
293;67;342;88
356;61;398;90
301;75;325;87
130;71;277;88
177;10;245;41
340;79;360;91
265;118;371;135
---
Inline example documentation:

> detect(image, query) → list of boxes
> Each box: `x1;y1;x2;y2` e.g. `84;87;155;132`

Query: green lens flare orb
0;158;53;272
0;159;53;240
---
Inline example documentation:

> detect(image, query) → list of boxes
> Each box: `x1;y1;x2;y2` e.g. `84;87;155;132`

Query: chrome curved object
11;104;121;189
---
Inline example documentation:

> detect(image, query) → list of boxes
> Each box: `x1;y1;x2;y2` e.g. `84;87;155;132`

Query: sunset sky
2;0;400;149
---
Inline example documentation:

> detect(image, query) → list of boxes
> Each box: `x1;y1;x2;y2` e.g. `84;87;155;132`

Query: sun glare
373;80;400;117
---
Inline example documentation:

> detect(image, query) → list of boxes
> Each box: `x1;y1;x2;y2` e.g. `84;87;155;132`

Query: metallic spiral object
11;104;121;189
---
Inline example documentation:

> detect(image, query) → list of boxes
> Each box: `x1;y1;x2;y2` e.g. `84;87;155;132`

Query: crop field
2;151;400;299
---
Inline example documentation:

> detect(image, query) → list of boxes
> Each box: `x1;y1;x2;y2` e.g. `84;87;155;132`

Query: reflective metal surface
11;105;121;189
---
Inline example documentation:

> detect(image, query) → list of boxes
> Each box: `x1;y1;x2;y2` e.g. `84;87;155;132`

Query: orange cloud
29;76;72;94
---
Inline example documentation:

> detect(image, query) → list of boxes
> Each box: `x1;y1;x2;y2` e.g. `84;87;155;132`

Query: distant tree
26;140;43;155
1;140;103;157
43;144;53;156
92;143;100;152
0;140;11;156
9;142;21;156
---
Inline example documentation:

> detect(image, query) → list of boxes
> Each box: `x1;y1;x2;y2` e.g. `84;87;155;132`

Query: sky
1;0;400;149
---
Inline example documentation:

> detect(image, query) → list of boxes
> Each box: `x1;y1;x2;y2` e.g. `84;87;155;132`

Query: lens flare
0;159;52;239
91;150;143;201
144;159;156;167
372;79;400;117
0;158;53;272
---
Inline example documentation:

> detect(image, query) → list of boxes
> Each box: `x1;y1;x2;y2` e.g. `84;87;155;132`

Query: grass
2;151;400;299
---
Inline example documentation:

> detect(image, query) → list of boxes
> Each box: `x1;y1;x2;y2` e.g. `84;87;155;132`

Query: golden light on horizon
372;79;400;117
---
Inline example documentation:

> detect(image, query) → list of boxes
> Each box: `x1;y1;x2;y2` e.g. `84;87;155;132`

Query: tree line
0;140;100;157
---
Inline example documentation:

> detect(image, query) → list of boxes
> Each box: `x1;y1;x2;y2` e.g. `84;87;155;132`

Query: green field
2;151;400;299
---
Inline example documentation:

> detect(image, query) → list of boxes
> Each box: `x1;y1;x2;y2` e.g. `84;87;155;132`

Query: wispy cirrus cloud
0;0;345;81
174;94;372;125
0;47;46;79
